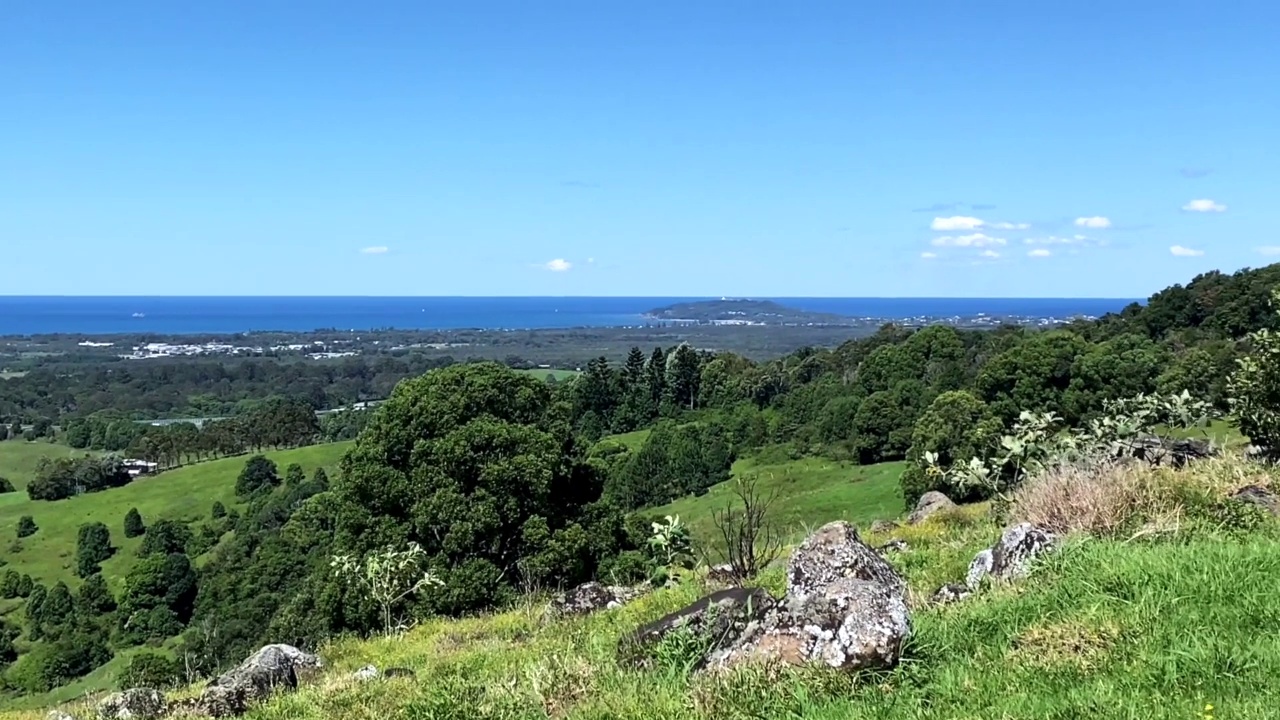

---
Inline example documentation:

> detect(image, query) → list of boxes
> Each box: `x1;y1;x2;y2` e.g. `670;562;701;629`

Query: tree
119;553;198;639
0;570;20;599
123;507;146;538
235;455;280;498
330;543;442;635
709;475;782;582
122;652;184;690
17;574;33;597
284;463;306;487
137;520;193;558
0;477;13;494
16;515;37;538
900;391;1003;504
77;573;116;614
76;522;114;578
210;501;227;519
334;362;628;618
665;343;702;411
311;467;329;491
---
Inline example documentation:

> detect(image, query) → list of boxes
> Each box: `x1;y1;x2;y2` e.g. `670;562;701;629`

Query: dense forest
1;263;1278;696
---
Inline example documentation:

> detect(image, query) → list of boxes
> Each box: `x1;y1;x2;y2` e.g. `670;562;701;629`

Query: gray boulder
49;711;78;720
618;587;775;669
990;523;1057;581
931;583;971;605
715;579;909;671
1128;436;1216;468
352;664;379;681
1232;485;1279;516
97;688;166;720
197;644;323;717
786;521;906;604
907;491;956;525
550;581;645;617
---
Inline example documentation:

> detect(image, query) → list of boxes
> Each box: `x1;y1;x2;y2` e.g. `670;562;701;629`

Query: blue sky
2;1;1277;297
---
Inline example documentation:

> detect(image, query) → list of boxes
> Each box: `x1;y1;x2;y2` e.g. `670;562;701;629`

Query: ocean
0;297;1139;336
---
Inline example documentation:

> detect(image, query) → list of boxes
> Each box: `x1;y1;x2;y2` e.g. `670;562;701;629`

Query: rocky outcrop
1232;485;1279;515
786;521;907;603
197;644;323;717
550;581;646;617
931;583;971;605
49;711;78;720
97;688;166;720
618;587;775;669
907;491;956;525
716;578;909;671
1127;436;1216;468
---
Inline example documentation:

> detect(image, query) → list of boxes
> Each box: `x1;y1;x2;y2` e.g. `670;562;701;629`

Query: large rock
97;688;166;720
714;579;909;671
990;523;1057;582
965;548;994;589
197;644;323;717
550;581;645;617
786;521;906;604
869;519;900;534
618;587;775;670
1232;485;1279;516
907;491;956;525
49;711;78;720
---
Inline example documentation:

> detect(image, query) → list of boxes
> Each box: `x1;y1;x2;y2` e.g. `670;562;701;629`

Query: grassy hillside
0;442;352;589
0;442;101;495
517;368;581;382
16;456;1276;720
654;454;906;548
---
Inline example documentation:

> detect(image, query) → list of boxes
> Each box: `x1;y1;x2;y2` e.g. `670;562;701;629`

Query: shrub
76;522;114;578
0;477;13;494
123;507;146;538
210;501;227;519
16;516;37;538
235;455;280;498
121;652;184;690
137;520;193;557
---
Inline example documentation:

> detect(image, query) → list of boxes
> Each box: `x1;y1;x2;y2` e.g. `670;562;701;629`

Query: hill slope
0;442;351;588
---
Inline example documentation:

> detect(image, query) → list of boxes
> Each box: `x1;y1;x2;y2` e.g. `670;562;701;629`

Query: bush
236;455;280;498
137;520;192;557
76;522;114;578
210;501;227;519
16;516;37;538
0;477;14;493
124;507;146;538
121;652;184;690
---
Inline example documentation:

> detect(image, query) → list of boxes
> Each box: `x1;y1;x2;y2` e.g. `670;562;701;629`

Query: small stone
966;548;993;589
876;539;908;554
618;587;776;670
990;523;1057;581
352;665;379;681
907;491;956;525
49;711;78;720
1232;485;1279;516
549;581;646;617
931;583;971;605
869;519;900;534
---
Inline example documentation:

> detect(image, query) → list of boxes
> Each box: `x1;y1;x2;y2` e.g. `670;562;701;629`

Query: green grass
0;442;101;494
601;429;652;451
654;455;906;548
0;442;352;590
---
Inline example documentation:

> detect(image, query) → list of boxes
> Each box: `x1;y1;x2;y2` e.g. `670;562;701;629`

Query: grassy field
517;368;581;382
0;441;101;494
0;442;352;590
0;371;27;380
602;428;652;451
654;454;906;549
12;456;1274;720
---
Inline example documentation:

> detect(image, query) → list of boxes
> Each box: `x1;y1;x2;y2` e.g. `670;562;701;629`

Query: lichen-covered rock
931;583;971;605
550;581;646;617
965;548;993;589
97;688;167;720
1128;436;1216;467
786;521;906;604
197;644;322;717
716;579;909;671
907;491;956;525
352;665;379;681
705;564;738;587
990;523;1057;581
869;519;900;534
618;587;775;669
1232;485;1279;515
49;711;78;720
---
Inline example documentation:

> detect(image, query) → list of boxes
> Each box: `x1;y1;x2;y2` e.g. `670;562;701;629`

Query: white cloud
931;216;985;231
359;246;389;254
991;222;1031;230
543;258;572;272
1170;245;1204;257
980;249;1001;259
1182;198;1227;213
1028;248;1052;258
1074;216;1112;229
1257;246;1280;256
932;232;1006;248
920;251;938;259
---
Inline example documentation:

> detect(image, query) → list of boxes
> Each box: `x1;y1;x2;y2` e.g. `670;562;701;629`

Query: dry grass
1011;454;1276;537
